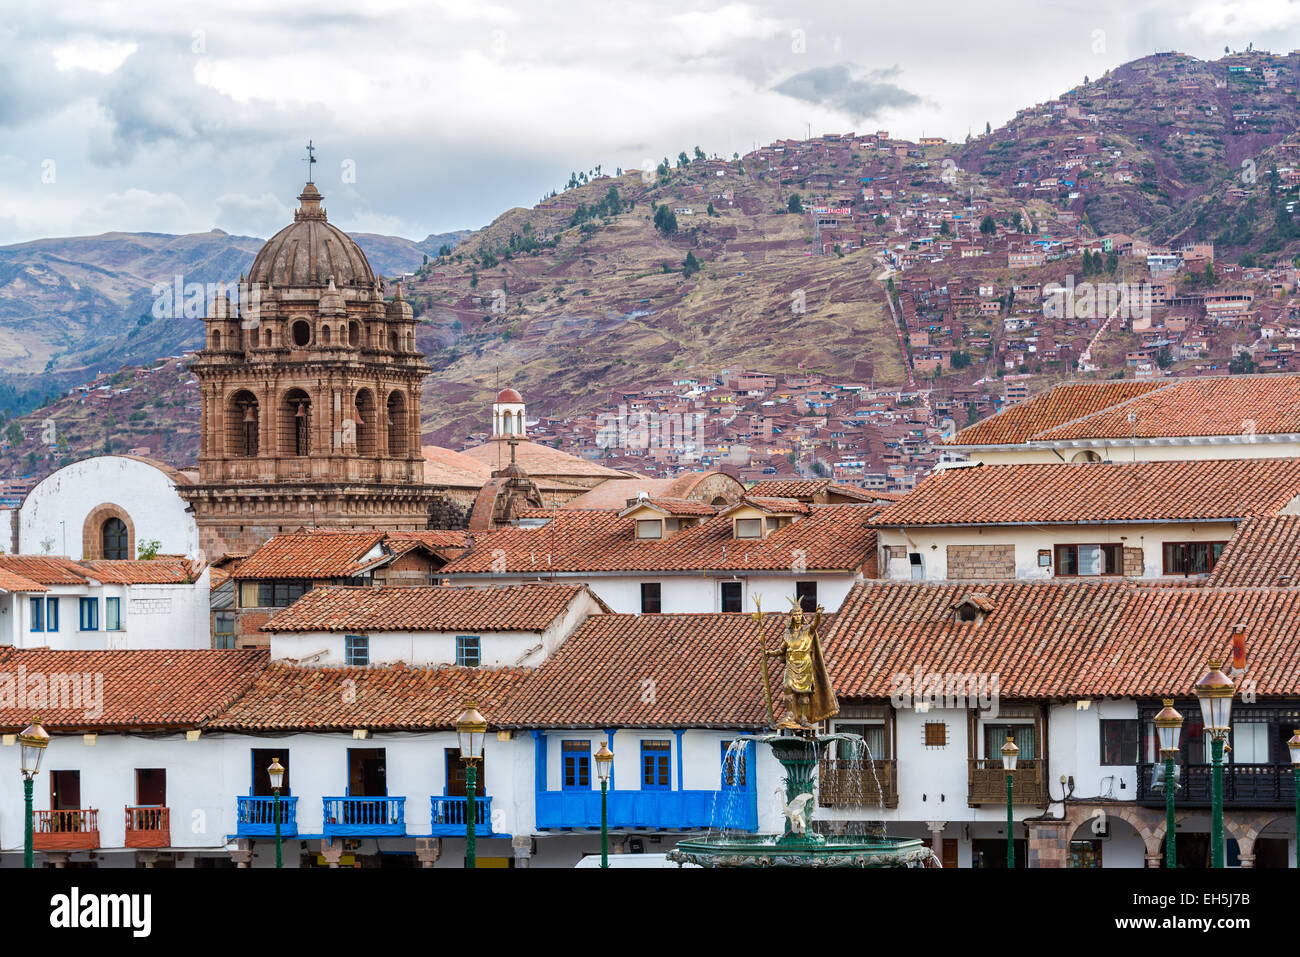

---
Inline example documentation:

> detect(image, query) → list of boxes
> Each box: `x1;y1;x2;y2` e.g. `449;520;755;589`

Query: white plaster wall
971;440;1300;467
19;456;199;560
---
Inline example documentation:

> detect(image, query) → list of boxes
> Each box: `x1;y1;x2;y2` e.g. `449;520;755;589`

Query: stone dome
248;182;376;289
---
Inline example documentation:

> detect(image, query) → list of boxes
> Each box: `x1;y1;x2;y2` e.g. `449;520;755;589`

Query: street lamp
1288;730;1300;870
1153;699;1183;869
455;703;488;870
1000;734;1019;869
267;756;285;869
1193;659;1234;869
19;717;49;870
594;742;614;868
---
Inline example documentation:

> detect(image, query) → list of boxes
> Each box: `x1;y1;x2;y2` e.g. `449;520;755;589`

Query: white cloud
52;38;138;73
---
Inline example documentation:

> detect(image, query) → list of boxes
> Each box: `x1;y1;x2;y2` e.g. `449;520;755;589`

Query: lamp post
19;718;49;870
594;742;614;868
267;756;285;869
455;703;488;870
1288;730;1300;870
1001;734;1019;869
1153;699;1183;869
1193;659;1234;869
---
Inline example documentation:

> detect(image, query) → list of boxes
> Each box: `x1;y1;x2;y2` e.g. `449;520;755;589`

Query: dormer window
636;519;663;540
952;593;994;625
735;518;763;539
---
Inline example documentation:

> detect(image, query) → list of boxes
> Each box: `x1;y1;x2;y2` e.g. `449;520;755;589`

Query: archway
227;390;260;458
291;320;311;347
355;389;376;455
282;388;312;456
81;504;135;561
386;390;408;456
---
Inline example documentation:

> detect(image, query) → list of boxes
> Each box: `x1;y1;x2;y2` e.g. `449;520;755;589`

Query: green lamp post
455;703;488;870
267;756;286;869
1153;699;1183;869
594;741;614;868
1001;734;1019;869
19;717;49;870
1193;659;1234;869
1288;730;1300;870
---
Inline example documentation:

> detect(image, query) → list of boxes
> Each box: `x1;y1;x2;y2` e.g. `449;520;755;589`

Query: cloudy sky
2;0;1298;244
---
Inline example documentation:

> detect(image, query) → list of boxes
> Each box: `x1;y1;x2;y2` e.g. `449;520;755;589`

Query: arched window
349;322;360;347
227;391;260;457
387;391;407;456
389;331;399;352
283;389;311;456
212;329;222;350
292;320;311;347
102;518;129;560
321;324;332;345
263;327;272;347
355;389;376;455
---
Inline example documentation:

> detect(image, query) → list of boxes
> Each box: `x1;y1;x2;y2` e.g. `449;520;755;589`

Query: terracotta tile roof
459;439;631;479
494;613;777;728
1038;375;1300;441
421;445;587;493
749;479;834;498
0;556;94;585
233;530;387;580
733;496;813;515
381;530;469;561
262;583;593;633
873;458;1300;526
563;474;726;508
0;568;47;593
443;504;879;575
78;558;198;584
948;380;1167;446
824;579;1300;699
209;662;527;731
0;648;268;732
619;496;718;517
1207;515;1300;586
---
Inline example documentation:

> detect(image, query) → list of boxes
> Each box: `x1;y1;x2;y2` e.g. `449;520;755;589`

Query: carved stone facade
179;181;442;558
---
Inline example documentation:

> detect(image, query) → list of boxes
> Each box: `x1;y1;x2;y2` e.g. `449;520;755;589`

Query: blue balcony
322;796;406;838
236;796;298;838
535;788;756;832
430;796;496;837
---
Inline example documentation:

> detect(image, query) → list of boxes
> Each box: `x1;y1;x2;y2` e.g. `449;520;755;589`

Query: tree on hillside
677;151;689;168
682;251;701;277
653;204;678;235
980;214;996;236
985;121;992;135
787;193;804;213
693;146;705;161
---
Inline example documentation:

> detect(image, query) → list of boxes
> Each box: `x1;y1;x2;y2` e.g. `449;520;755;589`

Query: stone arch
1071;450;1102;463
291;319;311;347
226;389;260;457
1225;812;1285;867
386;390;408;456
211;328;223;350
1059;803;1171;867
281;388;312;456
82;503;135;560
389;330;399;353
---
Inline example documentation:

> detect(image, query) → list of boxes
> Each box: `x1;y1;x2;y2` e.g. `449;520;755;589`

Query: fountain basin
668;834;930;868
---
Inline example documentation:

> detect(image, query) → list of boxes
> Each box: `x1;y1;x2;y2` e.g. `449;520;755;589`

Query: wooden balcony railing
431;796;493;836
968;758;1047;807
817;759;899;808
235;795;298;837
124;806;170;848
1136;763;1299;808
322;796;406;837
33;809;100;851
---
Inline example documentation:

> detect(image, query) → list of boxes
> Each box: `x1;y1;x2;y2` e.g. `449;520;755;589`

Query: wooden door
136;768;166;806
445;748;484;796
51;770;80;810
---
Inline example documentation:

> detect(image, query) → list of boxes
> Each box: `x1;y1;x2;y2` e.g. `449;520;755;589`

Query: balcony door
51;770;81;810
250;749;290;796
347;748;389;826
136;768;166;806
445;748;484;797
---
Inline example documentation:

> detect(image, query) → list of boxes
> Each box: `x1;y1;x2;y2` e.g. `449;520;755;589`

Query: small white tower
492;388;526;438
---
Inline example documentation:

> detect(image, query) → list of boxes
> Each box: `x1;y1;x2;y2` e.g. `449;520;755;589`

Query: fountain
668;598;929;868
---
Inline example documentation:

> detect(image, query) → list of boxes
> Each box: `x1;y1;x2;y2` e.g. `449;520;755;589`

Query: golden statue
753;595;839;731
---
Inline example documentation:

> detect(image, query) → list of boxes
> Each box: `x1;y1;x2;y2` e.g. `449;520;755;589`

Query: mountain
0;226;469;414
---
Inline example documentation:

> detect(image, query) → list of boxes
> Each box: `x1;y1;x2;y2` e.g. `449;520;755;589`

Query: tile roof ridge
1023;380;1181;441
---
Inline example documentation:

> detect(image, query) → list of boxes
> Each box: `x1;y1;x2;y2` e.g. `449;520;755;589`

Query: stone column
1145;852;1163;868
1026;820;1070;868
512;835;534;869
45;852;69;868
229;839;253;868
926;821;947;865
415;838;442;869
318;840;344;868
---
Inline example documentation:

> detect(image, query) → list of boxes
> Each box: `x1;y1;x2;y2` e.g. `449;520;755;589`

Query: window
1162;541;1228;576
46;598;59;633
79;598;98;631
984;724;1036;761
836;723;887;760
213;612;235;650
735;518;763;539
640;582;662;614
255;581;310;607
641;740;671;790
1099;719;1138;765
105;597;122;632
721;741;747;788
102;517;129;560
1054;543;1122;577
909;552;924;580
924;722;948;748
720;581;743;612
635;519;662;540
795;581;817;613
345;635;369;667
562;740;591;790
455;635;481;667
29;598;43;632
1231;721;1270;763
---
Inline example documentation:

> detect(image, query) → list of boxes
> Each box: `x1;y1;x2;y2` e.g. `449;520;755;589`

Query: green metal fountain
668;598;930;868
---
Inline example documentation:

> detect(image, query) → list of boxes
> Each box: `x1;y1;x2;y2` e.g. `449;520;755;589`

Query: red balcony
124;806;170;848
33;809;100;851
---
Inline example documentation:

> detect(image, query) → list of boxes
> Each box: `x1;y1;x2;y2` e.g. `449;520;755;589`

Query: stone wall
946;544;1016;579
1123;546;1144;578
